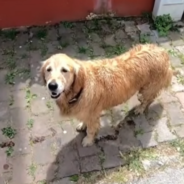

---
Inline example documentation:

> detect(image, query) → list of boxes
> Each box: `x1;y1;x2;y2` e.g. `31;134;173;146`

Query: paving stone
156;117;176;142
159;41;173;50
12;154;33;184
172;125;184;138
47;27;59;41
14;130;32;156
10;108;31;130
0;148;7;175
0;102;10;127
10;90;28;109
133;114;154;133
35;163;58;182
175;45;184;53
164;102;184;126
146;102;166;127
61;45;78;58
104;34;116;46
56;145;80;178
118;123;141;151
90;43;105;56
149;30;158;43
59;121;77;145
172;76;184;92
124;21;137;32
99;141;124;169
0;87;11;102
2;172;12;184
137;131;158;148
29;51;43;83
172;39;184;46
170;55;183;68
31;98;50;115
80;155;101;172
31;113;53;137
0;70;8;84
50;177;74;184
76;133;101;157
168;32;182;41
89;33;102;43
33;138;60;165
175;92;184;108
137;23;151;34
115;30;128;41
158;91;178;103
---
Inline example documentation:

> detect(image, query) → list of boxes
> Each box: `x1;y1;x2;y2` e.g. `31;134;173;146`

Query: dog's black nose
48;82;58;91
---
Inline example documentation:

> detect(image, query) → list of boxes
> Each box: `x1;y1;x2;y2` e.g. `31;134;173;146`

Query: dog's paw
76;123;86;132
134;105;145;115
82;136;94;147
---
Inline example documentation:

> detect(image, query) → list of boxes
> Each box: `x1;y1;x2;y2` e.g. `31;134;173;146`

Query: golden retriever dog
41;44;172;147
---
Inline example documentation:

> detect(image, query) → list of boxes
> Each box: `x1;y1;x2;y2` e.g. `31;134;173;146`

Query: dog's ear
72;64;84;93
40;60;47;85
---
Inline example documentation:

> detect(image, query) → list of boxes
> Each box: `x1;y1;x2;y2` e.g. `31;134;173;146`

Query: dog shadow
46;101;164;183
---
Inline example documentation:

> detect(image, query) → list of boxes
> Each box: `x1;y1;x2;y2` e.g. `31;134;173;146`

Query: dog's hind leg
134;84;161;115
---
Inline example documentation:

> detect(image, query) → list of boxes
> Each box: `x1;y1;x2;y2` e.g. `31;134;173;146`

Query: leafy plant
2;127;17;139
139;34;150;44
154;14;174;36
6;147;14;156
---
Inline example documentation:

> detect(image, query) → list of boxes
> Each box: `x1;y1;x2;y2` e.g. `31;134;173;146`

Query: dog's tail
164;67;173;89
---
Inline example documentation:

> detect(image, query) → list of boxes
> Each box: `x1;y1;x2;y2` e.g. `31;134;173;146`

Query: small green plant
135;129;144;136
5;71;16;85
154;14;174;36
28;163;37;178
6;147;14;157
120;148;157;173
27;119;34;129
139;34;150;44
58;41;69;50
78;46;88;54
176;73;184;85
6;56;16;69
9;95;14;106
70;175;79;182
102;44;126;58
2;29;18;40
62;21;74;28
46;101;53;110
1;127;17;139
170;139;184;156
99;152;106;165
36;28;48;40
21;53;29;59
25;89;37;107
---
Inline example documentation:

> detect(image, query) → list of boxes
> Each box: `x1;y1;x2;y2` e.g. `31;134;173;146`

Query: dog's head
41;54;81;99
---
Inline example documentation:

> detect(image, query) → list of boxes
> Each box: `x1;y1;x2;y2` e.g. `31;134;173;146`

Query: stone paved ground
1;17;184;184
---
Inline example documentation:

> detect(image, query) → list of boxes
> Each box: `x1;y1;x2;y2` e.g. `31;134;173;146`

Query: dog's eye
47;67;52;72
61;68;68;73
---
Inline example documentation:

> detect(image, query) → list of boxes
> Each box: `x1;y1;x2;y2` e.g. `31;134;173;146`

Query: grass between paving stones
25;88;37;108
73;142;182;184
28;162;37;180
27;118;34;130
101;44;126;58
1;127;16;156
2;127;17;139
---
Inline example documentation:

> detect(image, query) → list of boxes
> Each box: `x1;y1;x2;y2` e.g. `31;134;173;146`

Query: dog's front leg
82;117;100;147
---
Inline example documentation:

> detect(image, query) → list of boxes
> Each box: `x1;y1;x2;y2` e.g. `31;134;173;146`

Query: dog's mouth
51;92;61;99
